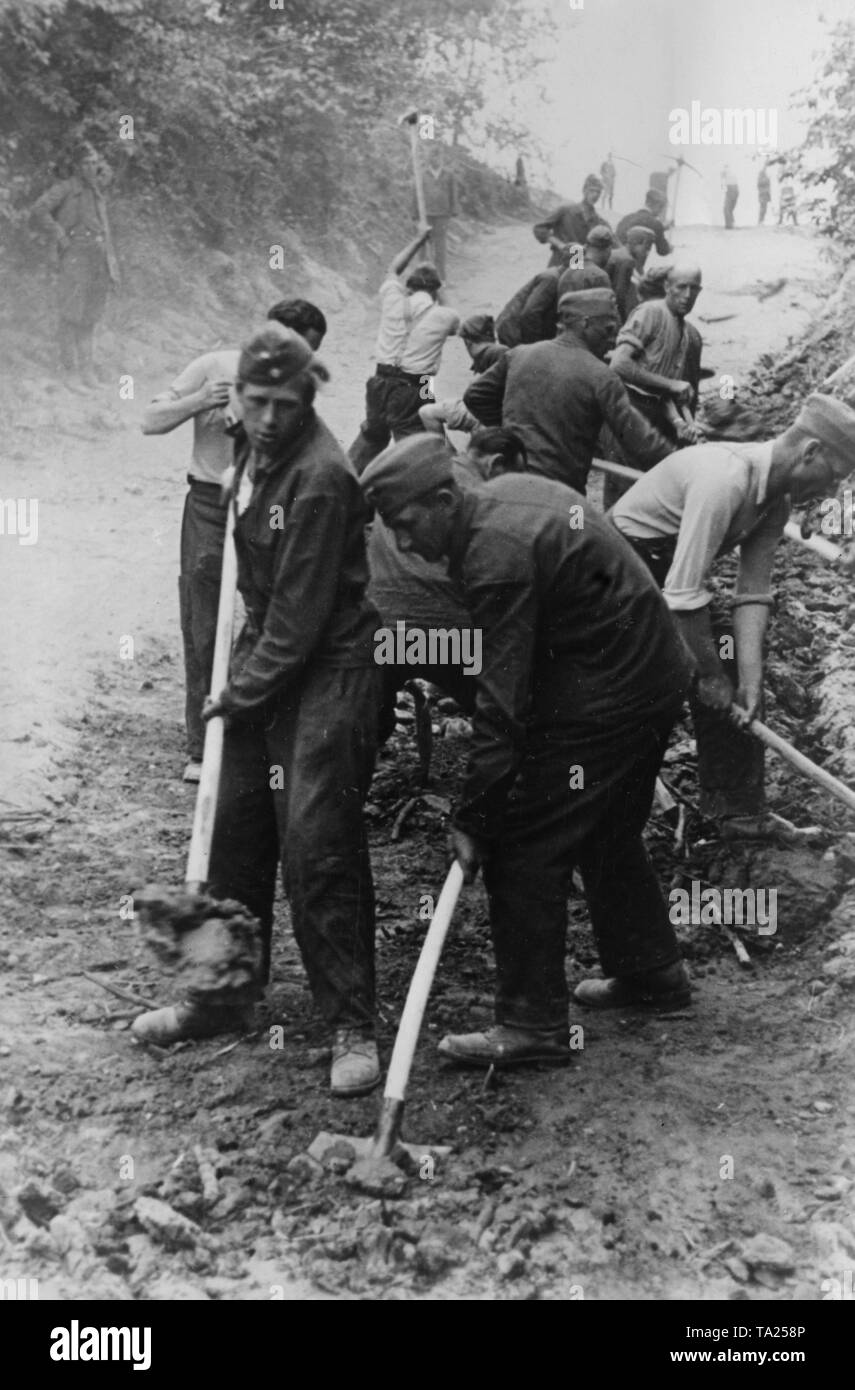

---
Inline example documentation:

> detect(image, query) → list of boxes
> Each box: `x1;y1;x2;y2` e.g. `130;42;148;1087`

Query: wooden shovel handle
186;501;239;888
739;711;855;816
383;861;464;1105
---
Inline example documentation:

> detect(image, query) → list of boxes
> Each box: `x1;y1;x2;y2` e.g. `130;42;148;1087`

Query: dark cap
361;436;455;519
586;224;613;248
460;313;496;343
237;322;320;387
558;288;618;319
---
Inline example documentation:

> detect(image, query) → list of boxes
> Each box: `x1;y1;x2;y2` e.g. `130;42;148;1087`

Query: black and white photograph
2;0;855;1331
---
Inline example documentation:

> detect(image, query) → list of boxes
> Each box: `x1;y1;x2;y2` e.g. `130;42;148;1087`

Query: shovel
186;501;238;890
132;500;262;1027
310;861;464;1189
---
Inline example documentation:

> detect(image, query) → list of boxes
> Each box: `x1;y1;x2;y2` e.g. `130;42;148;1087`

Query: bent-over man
611;394;855;840
464;288;671;493
362;437;694;1066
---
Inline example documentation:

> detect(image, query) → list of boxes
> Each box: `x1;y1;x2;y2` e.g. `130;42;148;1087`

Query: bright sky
507;0;851;221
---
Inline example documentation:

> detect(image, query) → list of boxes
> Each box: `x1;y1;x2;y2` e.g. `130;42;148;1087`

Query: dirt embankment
2;217;855;1302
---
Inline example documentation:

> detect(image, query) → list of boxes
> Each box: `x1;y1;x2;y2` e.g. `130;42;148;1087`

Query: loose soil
2;217;854;1301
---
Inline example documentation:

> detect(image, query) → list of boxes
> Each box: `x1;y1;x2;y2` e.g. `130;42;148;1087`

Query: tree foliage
791;18;855;245
0;0;547;255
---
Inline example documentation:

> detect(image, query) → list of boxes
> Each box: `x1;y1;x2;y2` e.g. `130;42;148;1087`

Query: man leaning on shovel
134;324;384;1099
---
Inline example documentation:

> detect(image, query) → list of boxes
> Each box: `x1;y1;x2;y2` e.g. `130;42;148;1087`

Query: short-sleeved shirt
399;303;460;376
616;300;693;381
374;279;433;366
155;349;240;484
611;441;789;612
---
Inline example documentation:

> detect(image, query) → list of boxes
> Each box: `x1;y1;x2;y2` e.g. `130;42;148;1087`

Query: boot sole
330;1073;382;1098
438;1047;570;1069
575;991;692;1013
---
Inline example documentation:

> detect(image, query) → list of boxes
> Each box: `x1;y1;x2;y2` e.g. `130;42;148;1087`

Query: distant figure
722;165;739;229
778;178;798;226
420;147;459;281
616;189;672;255
648;167;675;215
600;153;616;211
757;165;771;225
533;175;611;266
31;140;119;387
514;155;527;189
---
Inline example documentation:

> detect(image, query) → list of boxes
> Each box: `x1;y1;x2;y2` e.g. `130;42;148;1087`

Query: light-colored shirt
611;440;789;611
615;300;691;380
155;349;240;484
374;279;432;365
399;303;460;375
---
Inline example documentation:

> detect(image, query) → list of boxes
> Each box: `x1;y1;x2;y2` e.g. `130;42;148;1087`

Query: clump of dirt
135;887;263;1007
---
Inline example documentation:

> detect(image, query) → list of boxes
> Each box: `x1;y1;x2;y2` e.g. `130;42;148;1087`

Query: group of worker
42;142;852;1098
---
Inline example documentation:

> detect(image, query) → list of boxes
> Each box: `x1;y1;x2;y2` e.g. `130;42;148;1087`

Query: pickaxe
399;108;427;226
659;153;702;226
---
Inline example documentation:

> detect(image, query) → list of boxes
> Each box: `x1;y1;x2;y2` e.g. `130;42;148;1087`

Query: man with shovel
134;324;383;1098
142;299;327;784
610;393;855;842
361;436;694;1066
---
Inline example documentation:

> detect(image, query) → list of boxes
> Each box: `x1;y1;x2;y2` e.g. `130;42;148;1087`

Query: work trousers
426;215;449;280
348;369;431;476
207;664;380;1030
179;481;227;760
482;681;684;1032
723;185;739;228
623;533;765;818
55;238;110;372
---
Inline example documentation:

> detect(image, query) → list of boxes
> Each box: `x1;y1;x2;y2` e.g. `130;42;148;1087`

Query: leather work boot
574;961;691;1012
131;999;254;1045
437;1024;570;1068
330;1029;381;1097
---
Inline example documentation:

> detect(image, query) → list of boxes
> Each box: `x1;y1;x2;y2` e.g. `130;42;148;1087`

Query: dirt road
2;214;854;1301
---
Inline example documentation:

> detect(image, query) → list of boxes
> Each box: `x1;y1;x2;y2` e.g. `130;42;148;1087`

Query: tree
790;18;855;244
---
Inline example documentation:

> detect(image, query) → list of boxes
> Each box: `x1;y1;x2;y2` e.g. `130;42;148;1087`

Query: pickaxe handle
738;712;855;815
408;121;428;227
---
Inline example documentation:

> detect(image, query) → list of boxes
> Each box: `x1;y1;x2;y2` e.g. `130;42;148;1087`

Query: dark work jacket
463;335;671;493
447;476;692;841
606;247;639;322
221;412;379;716
496;268;561;347
533;202;612;265
616;209;671;256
